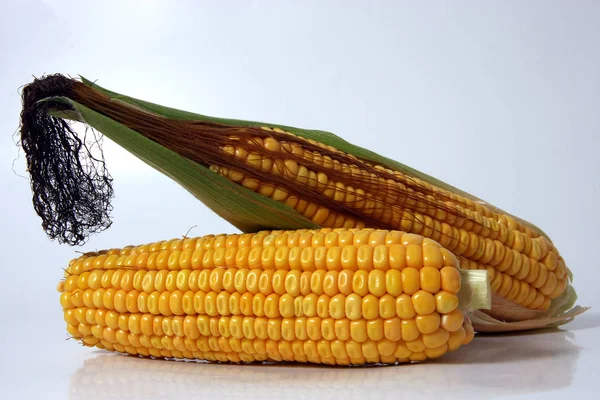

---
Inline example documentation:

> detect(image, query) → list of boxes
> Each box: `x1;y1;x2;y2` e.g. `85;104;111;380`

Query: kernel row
62;285;460;321
63;265;461;302
65;309;466;344
76;326;470;364
96;337;444;365
65;230;458;276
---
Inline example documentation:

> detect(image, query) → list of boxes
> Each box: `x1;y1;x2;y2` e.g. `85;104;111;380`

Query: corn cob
58;228;476;365
21;74;583;330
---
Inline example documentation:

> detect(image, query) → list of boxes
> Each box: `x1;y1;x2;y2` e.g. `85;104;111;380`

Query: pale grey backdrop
1;1;598;399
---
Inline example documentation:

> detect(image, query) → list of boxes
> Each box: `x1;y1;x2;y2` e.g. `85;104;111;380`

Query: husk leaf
458;270;492;312
45;97;319;233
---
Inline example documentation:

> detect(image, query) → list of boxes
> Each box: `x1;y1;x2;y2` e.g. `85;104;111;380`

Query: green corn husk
19;74;586;331
84;77;549;238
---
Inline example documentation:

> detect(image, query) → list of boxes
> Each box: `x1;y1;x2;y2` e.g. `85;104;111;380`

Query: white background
1;1;599;399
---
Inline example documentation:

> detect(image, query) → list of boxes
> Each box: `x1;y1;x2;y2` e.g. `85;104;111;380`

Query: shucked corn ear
21;74;585;331
58;228;487;365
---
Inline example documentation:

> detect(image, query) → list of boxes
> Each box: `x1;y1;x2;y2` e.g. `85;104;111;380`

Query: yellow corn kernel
440;309;464;332
422;328;450;348
415;313;441;334
401;268;420;295
440;266;461;294
401;319;420;341
352;270;369;297
396;294;416;319
367;269;386;297
362;294;379;320
385;270;403;297
420;266;441;294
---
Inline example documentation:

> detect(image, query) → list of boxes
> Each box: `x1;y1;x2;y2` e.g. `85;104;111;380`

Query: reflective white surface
2;313;599;399
67;323;597;400
1;1;599;399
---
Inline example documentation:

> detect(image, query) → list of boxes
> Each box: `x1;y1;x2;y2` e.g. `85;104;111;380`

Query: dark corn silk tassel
20;75;113;245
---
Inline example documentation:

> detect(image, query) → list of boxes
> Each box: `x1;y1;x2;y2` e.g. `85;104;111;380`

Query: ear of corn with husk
19;75;586;334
